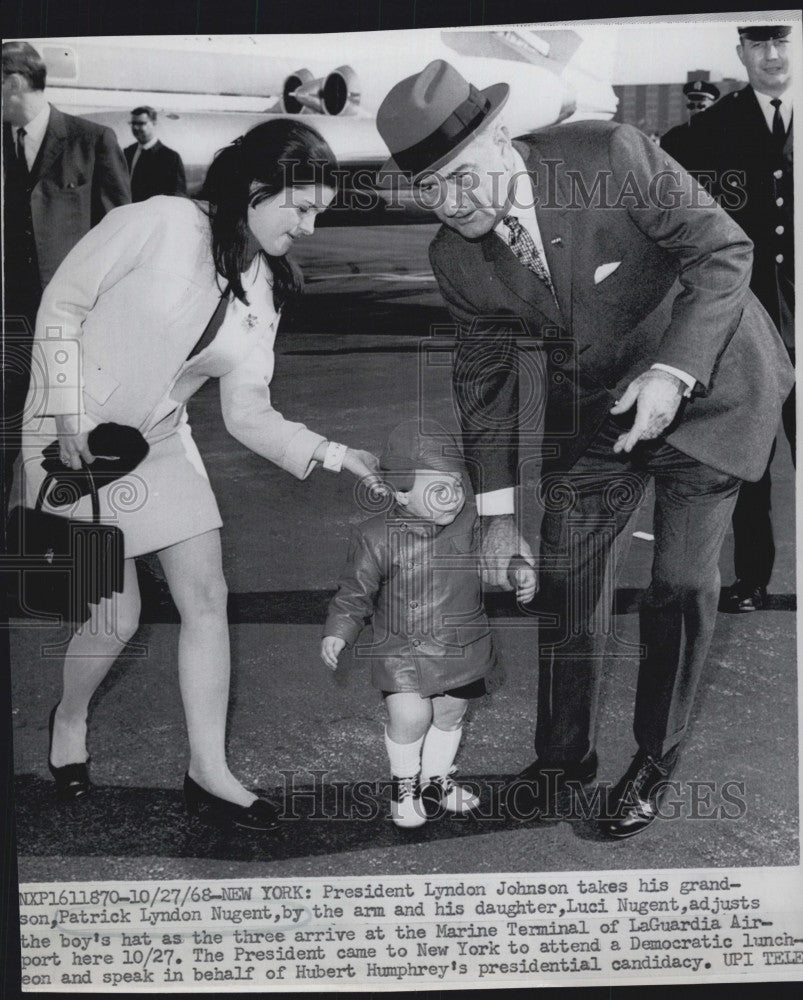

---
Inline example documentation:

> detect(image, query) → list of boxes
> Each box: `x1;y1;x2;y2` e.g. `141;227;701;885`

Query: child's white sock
420;725;462;781
420;725;479;814
384;728;426;828
384;727;424;777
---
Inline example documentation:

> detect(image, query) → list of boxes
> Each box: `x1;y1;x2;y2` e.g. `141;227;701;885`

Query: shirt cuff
651;363;696;398
475;487;515;516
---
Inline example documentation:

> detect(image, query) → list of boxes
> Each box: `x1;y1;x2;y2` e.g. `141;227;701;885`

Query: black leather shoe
503;754;598;821
48;705;91;802
598;747;680;840
184;774;280;831
721;581;766;613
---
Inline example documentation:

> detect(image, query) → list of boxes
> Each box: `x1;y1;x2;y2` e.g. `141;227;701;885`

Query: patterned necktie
503;215;557;303
16;127;28;175
770;98;786;146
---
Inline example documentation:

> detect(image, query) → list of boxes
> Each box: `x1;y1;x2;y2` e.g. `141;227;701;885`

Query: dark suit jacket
124;139;187;202
429;122;793;488
664;86;794;347
11;106;131;288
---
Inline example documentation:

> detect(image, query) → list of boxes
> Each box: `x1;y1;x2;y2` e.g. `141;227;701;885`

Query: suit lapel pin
551;237;563;246
244;313;258;330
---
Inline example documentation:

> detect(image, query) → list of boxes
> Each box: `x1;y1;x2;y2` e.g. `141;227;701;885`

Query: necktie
16;127;28;175
503;215;557;303
770;98;786;146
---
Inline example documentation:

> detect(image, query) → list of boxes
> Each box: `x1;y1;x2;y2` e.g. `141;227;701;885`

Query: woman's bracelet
323;441;348;473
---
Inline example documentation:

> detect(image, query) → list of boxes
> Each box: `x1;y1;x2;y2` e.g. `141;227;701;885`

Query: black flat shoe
48;705;90;802
183;774;280;831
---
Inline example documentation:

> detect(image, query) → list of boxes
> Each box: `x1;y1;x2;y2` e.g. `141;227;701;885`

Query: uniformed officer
661;79;720;162
665;24;794;612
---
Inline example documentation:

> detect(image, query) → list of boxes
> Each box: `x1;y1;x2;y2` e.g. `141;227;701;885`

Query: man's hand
480;514;535;591
55;414;95;469
321;636;346;670
610;370;685;454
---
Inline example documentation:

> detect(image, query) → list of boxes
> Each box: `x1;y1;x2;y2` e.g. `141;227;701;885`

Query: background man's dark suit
2;105;130;508
124;139;187;201
667;84;794;601
430;122;792;773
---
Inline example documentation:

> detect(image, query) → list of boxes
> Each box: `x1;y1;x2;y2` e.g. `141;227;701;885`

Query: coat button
409;601;419;609
776;197;784;207
407;560;415;568
774;169;783;179
411;639;421;647
775;225;785;235
776;254;784;264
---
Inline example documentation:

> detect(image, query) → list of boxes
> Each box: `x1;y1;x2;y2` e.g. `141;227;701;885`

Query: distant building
614;72;743;135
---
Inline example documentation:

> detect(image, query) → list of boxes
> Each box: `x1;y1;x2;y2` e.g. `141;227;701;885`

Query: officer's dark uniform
664;27;794;609
660;79;720;165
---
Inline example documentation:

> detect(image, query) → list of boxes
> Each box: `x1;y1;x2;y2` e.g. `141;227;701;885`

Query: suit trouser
731;370;796;589
2;267;41;525
535;417;741;766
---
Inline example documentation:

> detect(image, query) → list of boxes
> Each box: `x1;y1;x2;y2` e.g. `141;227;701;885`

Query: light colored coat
27;196;324;481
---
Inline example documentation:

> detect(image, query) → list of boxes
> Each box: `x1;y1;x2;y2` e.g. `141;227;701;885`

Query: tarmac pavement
8;224;798;883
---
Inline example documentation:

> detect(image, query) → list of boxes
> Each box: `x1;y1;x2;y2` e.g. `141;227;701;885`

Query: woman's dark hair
199;120;338;308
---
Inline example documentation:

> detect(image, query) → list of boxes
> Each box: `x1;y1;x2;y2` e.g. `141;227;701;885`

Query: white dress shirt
493;148;552;279
753;87;794;133
129;135;158;175
12;102;50;170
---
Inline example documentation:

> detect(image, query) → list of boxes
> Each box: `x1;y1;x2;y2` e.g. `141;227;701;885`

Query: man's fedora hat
377;59;509;180
737;25;791;41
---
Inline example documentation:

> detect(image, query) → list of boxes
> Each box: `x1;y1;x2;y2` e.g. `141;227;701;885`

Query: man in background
666;25;794;613
660;79;720;162
125;106;187;201
2;39;130;512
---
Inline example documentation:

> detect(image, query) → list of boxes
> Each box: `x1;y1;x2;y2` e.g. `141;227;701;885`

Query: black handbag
5;464;125;625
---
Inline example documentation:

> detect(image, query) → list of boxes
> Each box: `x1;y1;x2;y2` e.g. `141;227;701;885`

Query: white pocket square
594;261;622;284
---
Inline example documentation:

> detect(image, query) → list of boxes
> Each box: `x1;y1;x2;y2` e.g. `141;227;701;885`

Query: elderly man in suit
2;39;130;512
125;106;187;201
662;25;794;613
376;60;793;838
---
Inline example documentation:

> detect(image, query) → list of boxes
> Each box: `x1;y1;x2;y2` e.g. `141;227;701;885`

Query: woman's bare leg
50;557;141;767
157;530;254;807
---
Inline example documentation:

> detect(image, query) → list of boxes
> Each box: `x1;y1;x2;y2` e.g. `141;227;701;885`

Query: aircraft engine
282;65;361;115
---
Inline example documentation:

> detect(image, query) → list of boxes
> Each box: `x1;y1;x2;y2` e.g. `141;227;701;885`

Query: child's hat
380;419;465;483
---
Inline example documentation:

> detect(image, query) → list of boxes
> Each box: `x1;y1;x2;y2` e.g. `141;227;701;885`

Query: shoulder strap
187;284;231;360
